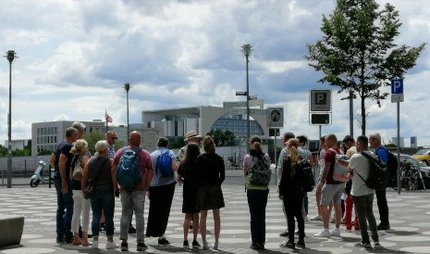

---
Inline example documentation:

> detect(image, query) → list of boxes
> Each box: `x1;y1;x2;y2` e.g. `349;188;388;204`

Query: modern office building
142;101;279;140
31;121;162;155
31;120;106;156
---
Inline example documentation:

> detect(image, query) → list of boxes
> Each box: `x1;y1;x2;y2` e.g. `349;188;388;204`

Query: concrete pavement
1;177;430;253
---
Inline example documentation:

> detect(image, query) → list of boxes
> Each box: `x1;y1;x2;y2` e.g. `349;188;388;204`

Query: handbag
83;158;109;199
71;156;83;181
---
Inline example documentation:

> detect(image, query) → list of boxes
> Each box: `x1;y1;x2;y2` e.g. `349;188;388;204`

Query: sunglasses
111;137;118;140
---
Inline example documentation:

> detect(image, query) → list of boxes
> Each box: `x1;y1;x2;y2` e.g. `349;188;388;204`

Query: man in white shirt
348;135;379;248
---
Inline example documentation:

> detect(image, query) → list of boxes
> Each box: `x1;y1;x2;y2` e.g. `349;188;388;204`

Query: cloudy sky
0;0;429;146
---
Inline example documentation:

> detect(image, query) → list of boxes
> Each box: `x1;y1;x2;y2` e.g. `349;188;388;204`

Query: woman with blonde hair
279;138;306;249
82;140;117;250
69;139;90;246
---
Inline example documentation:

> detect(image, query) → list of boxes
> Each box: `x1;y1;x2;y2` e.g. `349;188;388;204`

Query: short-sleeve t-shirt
114;146;153;191
150;148;176;187
60;142;73;181
324;147;342;184
349;153;374;196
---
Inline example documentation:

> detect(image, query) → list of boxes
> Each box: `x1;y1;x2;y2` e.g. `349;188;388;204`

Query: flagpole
105;109;108;133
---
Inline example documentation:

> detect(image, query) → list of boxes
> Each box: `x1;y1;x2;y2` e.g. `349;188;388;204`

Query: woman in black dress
196;136;225;250
177;143;201;248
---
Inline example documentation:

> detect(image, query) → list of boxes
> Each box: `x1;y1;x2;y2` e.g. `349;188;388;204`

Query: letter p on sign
391;79;403;94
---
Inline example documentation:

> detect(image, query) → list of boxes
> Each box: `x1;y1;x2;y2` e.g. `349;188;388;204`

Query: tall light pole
124;83;130;137
241;44;252;153
5;50;16;188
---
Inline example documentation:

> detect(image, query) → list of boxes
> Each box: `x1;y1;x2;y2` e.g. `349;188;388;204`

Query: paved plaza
1;177;430;254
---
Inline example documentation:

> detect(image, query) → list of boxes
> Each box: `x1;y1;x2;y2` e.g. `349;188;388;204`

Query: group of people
242;131;392;250
310;133;391;248
53;122;392;251
53;125;225;251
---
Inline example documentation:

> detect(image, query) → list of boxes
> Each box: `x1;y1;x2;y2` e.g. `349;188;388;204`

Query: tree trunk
361;93;366;136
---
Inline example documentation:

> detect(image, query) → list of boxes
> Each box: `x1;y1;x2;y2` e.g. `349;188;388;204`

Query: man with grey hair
72;121;86;139
369;133;390;230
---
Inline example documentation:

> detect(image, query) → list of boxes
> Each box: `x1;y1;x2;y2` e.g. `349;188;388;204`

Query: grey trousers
352;194;379;243
120;190;146;243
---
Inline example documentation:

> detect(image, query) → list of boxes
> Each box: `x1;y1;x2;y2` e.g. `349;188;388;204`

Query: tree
306;0;425;135
207;129;236;146
83;132;125;155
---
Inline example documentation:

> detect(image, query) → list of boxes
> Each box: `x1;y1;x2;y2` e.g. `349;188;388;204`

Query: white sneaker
92;240;98;249
314;229;331;238
202;240;209;250
330;228;341;237
105;240;117;250
310;214;322;221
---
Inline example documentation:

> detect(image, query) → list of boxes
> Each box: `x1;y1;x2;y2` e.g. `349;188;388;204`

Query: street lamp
5;50;16;188
124;83;130;137
241;44;252;153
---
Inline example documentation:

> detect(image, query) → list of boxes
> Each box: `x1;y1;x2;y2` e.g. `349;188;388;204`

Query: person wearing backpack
243;136;271;250
276;132;295;237
279;138;306;249
146;137;177;246
369;133;391;230
314;134;345;238
113;131;154;252
347;135;380;248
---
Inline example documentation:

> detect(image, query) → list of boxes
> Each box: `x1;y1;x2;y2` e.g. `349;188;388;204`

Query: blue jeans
54;175;73;239
120;190;146;243
247;189;269;245
90;190;115;237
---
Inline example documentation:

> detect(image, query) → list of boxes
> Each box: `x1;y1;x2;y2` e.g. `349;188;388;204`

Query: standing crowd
52;124;225;251
52;121;392;251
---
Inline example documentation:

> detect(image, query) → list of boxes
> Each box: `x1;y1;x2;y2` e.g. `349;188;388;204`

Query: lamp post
124;83;130;137
5;50;16;188
241;44;252;153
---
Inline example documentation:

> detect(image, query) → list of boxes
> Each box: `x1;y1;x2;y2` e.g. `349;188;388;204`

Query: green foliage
207;129;237;146
0;144;31;157
306;0;425;134
83;132;106;155
168;137;186;149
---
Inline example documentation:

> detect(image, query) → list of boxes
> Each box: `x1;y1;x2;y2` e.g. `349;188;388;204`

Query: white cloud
0;0;429;146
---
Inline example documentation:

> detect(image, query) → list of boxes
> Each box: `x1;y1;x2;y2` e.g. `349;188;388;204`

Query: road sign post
391;78;404;195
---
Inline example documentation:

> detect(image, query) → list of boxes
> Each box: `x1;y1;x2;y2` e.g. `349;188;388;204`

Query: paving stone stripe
1;181;430;253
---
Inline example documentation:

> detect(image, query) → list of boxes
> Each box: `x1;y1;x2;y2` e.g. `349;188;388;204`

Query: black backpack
358;151;390;190
297;159;315;192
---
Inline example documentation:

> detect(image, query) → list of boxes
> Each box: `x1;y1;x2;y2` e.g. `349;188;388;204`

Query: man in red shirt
314;134;345;238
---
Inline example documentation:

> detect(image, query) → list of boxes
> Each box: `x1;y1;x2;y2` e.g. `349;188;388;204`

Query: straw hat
184;130;202;142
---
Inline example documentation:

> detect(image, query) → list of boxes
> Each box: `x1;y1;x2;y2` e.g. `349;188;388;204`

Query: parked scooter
30;160;55;187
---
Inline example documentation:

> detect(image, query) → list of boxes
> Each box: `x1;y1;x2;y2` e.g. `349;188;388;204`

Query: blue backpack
117;147;142;190
156;151;173;177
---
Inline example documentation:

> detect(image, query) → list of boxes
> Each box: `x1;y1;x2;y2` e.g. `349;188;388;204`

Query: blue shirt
374;146;389;164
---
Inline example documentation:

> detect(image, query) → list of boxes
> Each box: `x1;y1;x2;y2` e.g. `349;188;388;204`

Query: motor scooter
30;160;55;187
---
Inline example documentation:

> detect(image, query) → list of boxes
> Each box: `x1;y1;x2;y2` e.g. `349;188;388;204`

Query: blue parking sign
391;79;403;94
